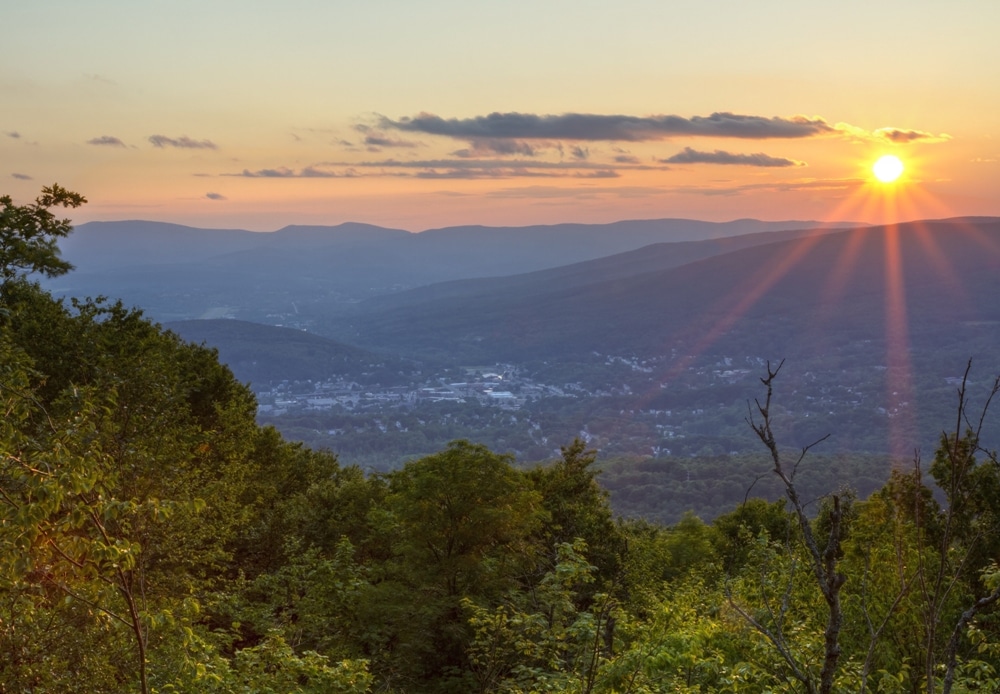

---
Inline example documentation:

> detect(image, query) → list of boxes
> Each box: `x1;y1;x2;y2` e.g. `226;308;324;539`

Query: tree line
2;187;999;692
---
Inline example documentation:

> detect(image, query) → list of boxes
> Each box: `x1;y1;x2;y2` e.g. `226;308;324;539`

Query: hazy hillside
165;319;420;386
352;223;853;313
47;217;861;323
153;216;1000;465
335;218;1000;363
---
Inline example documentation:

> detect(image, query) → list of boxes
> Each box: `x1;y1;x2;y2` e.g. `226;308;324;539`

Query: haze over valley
10;1;1000;688
45;214;1000;520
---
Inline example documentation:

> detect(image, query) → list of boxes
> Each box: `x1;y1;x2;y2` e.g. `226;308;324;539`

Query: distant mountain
155;216;1000;463
333;218;1000;364
47;218;862;322
352;223;855;314
57;220;411;271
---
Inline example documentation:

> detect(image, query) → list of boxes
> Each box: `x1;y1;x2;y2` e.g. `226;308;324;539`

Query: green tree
366;441;545;691
464;540;617;694
528;439;624;588
0;184;84;283
0;230;264;691
922;365;1000;694
711;498;793;575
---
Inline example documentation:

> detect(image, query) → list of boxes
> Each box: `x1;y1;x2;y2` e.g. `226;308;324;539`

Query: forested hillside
4;188;1000;692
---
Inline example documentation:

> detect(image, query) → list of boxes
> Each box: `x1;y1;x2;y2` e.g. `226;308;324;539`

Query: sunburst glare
638;151;998;462
873;154;905;183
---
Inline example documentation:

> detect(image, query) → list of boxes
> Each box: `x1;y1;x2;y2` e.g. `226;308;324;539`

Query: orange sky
3;0;999;231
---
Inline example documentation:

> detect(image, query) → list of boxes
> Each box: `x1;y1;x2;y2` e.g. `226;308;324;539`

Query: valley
54;215;1000;520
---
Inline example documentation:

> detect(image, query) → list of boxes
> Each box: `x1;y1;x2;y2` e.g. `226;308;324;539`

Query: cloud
680;177;862;197
233;167;297;177
383;111;836;141
570;145;589;160
324;156;645;180
87;135;127;147
452;139;540;157
354;124;420;150
11;173;32;180
337;157;655;172
614;154;641;164
873;127;951;144
662;147;803;167
228;166;358;178
205;192;226;200
484;184;665;200
413;167;620;180
302;166;356;177
364;135;419;149
835;123;951;144
6;131;21;139
148;134;218;149
85;73;117;85
415;168;558;180
971;157;998;163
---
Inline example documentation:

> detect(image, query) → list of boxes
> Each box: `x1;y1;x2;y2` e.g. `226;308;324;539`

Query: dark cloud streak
681;177;861;196
338;157;656;172
874;127;950;144
384;111;835;141
228;166;358;178
87;135;127;147
663;147;802;167
452;139;539;157
148;134;218;150
414;167;620;180
354;124;420;149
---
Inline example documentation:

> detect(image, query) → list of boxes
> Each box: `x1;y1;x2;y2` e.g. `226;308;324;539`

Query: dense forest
3;187;1000;693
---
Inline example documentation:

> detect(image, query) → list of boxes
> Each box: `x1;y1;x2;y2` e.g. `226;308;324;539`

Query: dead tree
742;360;845;694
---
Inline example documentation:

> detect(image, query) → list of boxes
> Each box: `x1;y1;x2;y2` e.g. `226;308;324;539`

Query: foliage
0;184;85;283
5;186;1000;692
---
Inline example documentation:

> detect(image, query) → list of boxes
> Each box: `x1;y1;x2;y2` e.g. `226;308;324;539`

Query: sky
3;0;999;231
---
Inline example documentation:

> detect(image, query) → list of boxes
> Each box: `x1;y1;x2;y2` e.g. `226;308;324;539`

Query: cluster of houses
255;368;573;416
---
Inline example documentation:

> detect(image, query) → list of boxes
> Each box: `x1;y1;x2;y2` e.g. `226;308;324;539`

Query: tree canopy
0;184;84;283
2;187;1000;692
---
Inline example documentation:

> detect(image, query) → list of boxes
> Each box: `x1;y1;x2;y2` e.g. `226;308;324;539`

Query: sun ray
631;153;996;464
882;219;916;462
639;230;834;405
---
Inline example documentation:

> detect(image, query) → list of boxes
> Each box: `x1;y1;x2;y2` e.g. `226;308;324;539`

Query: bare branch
942;586;1000;694
741;363;844;694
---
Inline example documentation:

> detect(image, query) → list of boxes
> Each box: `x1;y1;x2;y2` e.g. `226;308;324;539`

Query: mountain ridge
48;217;871;323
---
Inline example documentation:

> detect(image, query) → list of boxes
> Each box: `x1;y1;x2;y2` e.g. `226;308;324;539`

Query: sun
873;154;904;183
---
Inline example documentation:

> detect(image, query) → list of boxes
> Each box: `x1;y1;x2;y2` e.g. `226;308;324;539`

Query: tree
922;363;1000;694
464;540;617;694
528;438;623;587
725;361;1000;694
363;441;545;691
0;254;267;692
736;360;847;694
0;184;85;283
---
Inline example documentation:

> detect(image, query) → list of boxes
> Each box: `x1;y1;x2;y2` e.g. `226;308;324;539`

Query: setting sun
873;154;905;183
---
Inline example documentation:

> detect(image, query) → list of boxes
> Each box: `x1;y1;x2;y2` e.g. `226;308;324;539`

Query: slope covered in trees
4;188;1000;692
336;218;1000;363
46;218;858;325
